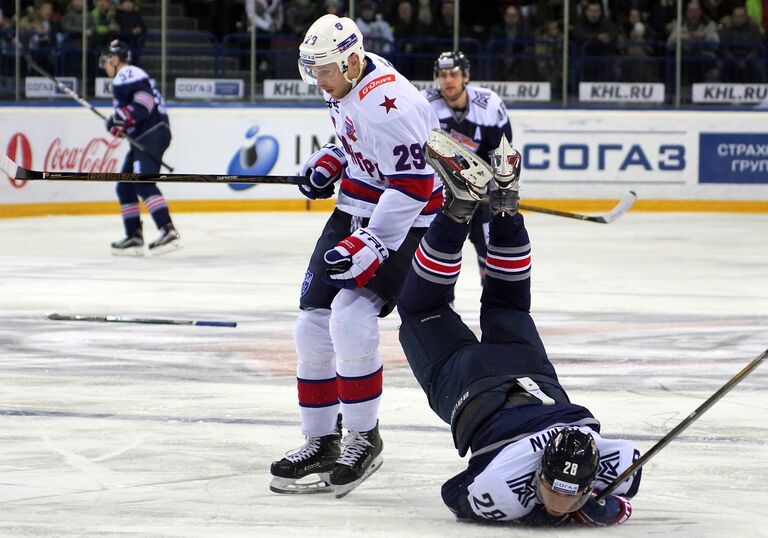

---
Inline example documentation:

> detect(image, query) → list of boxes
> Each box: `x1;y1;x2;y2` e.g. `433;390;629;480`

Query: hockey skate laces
285;437;322;463
336;431;373;466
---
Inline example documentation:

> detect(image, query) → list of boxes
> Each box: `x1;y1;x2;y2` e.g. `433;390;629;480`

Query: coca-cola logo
5;133;33;188
45;137;121;174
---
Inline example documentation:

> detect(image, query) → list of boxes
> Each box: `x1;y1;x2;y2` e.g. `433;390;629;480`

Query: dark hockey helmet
103;39;132;64
540;428;599;495
433;50;470;80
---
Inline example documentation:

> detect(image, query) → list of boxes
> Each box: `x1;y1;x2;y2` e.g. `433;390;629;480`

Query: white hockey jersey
422;84;511;162
464;425;640;522
322;53;441;251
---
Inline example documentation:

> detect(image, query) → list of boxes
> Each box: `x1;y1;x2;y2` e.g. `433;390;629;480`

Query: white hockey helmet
298;14;365;85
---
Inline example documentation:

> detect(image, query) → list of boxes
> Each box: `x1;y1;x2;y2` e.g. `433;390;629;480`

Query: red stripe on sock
297;377;338;407
415;247;461;275
337;367;383;403
486;254;530;270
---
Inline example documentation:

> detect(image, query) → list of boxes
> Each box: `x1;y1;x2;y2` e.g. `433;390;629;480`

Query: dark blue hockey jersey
422;84;512;162
111;64;169;138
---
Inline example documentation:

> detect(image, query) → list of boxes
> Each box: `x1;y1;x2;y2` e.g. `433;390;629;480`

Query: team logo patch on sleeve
358;74;396;100
506;471;537;508
300;271;314;297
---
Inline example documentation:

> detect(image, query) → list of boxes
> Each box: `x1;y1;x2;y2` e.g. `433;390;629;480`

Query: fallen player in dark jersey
396;129;641;526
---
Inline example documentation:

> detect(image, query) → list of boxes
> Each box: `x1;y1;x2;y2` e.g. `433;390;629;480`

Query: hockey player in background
396;129;641;525
100;39;181;256
423;51;512;285
269;14;441;497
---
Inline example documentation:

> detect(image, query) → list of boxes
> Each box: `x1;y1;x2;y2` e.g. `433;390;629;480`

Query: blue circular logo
227;126;279;191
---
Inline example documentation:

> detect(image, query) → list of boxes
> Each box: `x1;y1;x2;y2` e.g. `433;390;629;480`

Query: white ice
0;211;766;538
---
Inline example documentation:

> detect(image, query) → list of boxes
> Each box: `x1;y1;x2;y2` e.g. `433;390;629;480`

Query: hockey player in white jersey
396;130;641;526
423;51;512;284
269;14;441;497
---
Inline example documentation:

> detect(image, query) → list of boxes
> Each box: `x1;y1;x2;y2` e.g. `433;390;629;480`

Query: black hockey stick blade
1;153;306;185
47;312;237;328
595;347;768;501
519;191;637;224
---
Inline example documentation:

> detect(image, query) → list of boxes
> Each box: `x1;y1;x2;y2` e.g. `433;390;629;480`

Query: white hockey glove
323;228;389;289
299;143;347;200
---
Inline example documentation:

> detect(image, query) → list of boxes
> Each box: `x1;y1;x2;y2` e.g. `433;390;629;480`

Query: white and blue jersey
422;84;512;163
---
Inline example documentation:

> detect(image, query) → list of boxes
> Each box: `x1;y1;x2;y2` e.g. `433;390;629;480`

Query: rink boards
1;106;767;217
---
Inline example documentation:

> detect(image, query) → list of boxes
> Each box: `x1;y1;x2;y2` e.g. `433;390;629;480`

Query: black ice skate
111;228;144;257
330;422;383;498
269;416;342;494
148;223;182;255
490;136;521;217
425;128;492;223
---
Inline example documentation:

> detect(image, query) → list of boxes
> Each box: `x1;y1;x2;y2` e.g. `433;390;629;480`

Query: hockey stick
0;152;307;185
23;54;175;172
47;312;237;328
595;348;768;502
519;191;637;224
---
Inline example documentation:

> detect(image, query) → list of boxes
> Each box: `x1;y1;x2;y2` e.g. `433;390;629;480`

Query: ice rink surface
0;211;766;538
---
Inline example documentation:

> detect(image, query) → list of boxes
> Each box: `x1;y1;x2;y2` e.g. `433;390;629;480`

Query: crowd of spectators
1;0;767;91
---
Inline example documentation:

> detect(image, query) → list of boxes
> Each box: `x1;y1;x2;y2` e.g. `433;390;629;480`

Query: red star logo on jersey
379;95;397;113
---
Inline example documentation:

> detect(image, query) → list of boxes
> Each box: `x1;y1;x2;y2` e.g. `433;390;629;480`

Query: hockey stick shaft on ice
23;54;175;173
47;312;237;328
595;348;768;501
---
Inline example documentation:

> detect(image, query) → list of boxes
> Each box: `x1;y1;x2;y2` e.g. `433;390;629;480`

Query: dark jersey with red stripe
112;64;169;138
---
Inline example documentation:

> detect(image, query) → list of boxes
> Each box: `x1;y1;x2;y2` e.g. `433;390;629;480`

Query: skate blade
427;130;492;196
111;246;145;257
333;454;383;499
148;240;183;257
269;473;334;495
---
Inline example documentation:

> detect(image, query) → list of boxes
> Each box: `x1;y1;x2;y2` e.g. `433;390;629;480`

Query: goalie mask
298;14;365;86
537;428;599;513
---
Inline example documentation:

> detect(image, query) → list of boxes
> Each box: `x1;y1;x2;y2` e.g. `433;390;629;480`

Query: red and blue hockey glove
105;106;135;138
299;143;346;199
570;493;632;527
323;228;389;289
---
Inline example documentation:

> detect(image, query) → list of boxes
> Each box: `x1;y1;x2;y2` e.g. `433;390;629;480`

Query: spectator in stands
245;0;284;79
491;5;536;80
391;0;430;78
432;0;466;46
534;19;563;89
619;7;659;82
356;1;394;56
323;0;344;17
62;0;93;41
92;0;118;46
284;0;322;35
667;0;719;85
246;0;284;33
719;4;766;82
573;0;618;81
649;0;677;39
115;0;145;43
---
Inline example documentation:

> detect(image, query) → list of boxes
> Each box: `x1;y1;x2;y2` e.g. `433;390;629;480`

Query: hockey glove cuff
298;144;346;199
106;106;135;138
570;493;632;527
323;228;389;289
